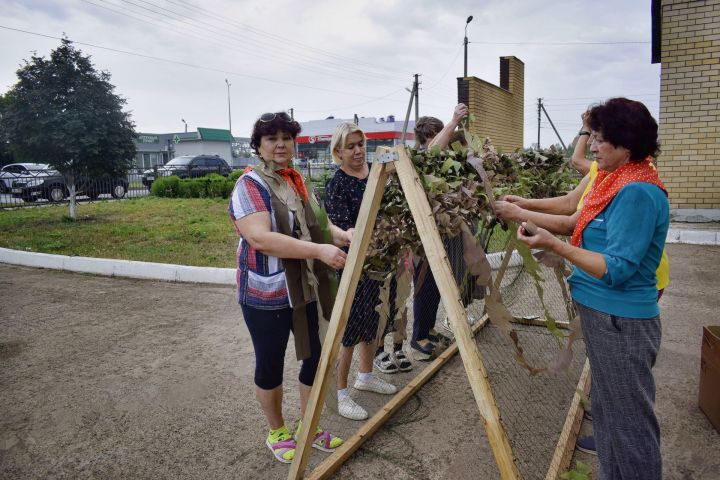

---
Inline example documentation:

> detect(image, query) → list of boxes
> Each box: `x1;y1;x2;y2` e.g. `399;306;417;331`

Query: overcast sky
0;0;660;148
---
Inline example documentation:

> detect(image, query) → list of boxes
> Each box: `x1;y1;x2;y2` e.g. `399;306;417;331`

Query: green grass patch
0;197;238;267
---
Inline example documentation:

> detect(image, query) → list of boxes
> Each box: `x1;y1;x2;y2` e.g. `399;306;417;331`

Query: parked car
10;170;129;203
141;155;232;190
0;163;52;193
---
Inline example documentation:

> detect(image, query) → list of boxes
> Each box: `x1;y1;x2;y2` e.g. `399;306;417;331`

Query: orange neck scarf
245;163;308;202
571;159;666;247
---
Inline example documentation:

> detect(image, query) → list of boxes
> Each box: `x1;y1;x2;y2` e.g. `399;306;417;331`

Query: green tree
1;38;136;218
0;93;15;167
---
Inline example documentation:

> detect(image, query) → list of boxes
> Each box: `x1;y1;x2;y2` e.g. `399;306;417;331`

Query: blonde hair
330;122;366;165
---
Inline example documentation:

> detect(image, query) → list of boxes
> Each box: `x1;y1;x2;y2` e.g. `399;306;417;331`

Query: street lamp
225;79;232;135
464;15;473;78
181;118;187;133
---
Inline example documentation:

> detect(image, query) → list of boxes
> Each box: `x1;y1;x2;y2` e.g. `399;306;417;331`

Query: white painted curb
0;247;236;285
1;226;717;285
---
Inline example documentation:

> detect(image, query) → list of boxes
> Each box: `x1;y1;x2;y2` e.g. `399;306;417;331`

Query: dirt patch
1;242;719;479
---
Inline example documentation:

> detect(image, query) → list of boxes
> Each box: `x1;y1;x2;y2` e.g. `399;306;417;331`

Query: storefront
297;116;415;163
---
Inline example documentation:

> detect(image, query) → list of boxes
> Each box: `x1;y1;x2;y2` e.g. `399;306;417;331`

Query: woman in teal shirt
517;97;668;480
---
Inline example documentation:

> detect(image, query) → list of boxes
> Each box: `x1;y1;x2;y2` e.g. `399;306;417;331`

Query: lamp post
225;79;232;135
181;118;187;133
464;15;473;78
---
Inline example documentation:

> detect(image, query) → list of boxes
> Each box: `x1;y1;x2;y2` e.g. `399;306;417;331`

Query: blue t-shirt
568;182;669;319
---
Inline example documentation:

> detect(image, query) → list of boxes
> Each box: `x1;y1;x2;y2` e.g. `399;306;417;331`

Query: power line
167;0;413;78
95;0;407;85
0;24;413;104
471;40;650;46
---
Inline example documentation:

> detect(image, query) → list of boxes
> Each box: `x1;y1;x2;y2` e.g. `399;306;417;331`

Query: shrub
150;174;236;199
151;175;181;197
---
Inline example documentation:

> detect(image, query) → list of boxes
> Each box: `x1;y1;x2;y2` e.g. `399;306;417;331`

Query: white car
0;163;52;193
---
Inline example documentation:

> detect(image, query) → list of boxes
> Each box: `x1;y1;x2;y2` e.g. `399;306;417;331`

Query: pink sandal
265;437;296;463
295;420;343;452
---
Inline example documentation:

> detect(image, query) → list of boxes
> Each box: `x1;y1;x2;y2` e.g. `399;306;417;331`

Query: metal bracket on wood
377;151;399;163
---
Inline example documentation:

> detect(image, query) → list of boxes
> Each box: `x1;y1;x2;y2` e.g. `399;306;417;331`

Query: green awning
197;128;234;142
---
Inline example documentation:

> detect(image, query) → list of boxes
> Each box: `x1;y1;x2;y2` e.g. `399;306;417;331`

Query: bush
228;169;243;182
150;174;236;199
151;175;181;197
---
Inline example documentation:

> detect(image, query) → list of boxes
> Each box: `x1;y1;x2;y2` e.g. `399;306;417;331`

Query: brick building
457;56;525;152
652;0;720;211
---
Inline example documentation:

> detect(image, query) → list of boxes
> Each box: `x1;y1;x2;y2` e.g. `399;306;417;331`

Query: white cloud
0;0;660;146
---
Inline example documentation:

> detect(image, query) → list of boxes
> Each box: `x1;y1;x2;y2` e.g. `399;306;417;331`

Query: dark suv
11;170;129;203
141;155;231;189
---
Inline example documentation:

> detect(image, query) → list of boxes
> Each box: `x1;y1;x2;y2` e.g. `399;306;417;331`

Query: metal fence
0;164;339;209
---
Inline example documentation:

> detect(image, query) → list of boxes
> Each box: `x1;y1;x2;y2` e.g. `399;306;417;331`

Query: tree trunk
67;173;77;220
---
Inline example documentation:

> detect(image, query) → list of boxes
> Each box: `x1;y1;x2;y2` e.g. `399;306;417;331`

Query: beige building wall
656;0;720;209
457;56;524;152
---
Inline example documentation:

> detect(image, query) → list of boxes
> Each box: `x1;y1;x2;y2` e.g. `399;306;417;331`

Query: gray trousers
576;302;662;480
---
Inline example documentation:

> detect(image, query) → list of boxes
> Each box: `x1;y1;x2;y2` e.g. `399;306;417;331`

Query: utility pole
225;79;232;135
414;73;420;123
402;77;418;145
540;102;567;150
537;98;542;150
289;107;294;120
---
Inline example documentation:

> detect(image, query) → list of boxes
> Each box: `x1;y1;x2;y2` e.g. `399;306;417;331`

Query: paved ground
1;243;719;479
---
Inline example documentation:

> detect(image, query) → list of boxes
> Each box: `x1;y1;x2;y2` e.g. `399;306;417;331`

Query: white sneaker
338;395;368;421
354;375;397;395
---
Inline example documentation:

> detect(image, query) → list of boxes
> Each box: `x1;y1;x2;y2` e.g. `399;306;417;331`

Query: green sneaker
295;420;343;452
265;425;296;464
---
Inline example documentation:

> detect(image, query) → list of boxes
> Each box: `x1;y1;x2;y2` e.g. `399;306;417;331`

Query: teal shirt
568;182;669;319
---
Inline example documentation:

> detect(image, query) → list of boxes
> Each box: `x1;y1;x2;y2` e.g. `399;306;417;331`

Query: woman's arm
516;223;607;278
495;203;579;235
499;175;590;216
571;113;593;175
236;211;347;269
427;104;468;149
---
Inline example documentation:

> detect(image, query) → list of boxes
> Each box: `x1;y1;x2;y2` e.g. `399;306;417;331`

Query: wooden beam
393;146;521;479
288;151;391;480
307;315;490;480
510;316;571;330
544;359;592;480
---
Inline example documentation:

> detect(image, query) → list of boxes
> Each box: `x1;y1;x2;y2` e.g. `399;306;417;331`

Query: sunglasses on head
259;112;291;122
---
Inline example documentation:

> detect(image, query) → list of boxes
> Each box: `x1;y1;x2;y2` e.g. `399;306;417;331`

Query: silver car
0;163;52;193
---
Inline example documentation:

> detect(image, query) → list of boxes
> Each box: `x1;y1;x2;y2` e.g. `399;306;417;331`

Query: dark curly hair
249;112;302;155
414;116;444;147
586;98;660;161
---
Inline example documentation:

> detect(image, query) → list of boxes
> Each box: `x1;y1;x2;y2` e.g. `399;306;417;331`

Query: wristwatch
578;131;591;136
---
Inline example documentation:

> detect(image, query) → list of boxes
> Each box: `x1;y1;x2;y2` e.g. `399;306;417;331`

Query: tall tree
1;38;136;218
0;94;14;167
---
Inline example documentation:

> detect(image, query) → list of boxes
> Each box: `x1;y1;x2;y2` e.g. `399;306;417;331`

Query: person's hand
581;111;590;131
516;222;558;251
494;200;523;222
498;194;526;207
333;227;353;247
342;228;354;247
452;103;469;124
317;244;347;269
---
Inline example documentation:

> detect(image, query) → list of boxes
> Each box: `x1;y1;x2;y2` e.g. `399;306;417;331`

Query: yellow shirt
577;161;669;290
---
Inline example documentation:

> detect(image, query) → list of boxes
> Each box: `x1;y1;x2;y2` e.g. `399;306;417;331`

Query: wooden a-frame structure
289;145;589;479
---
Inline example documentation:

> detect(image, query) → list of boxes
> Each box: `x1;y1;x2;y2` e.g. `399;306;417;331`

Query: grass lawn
0;196;514;268
0;197;238;268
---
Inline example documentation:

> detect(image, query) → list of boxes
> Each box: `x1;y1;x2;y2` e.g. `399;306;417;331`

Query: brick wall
658;0;720;209
457;56;524;152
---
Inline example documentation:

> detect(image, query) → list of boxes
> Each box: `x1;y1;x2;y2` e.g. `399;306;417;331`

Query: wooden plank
510;316;571;330
307;315;490;480
545;359;592;480
393;146;521;480
288;151;391;480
